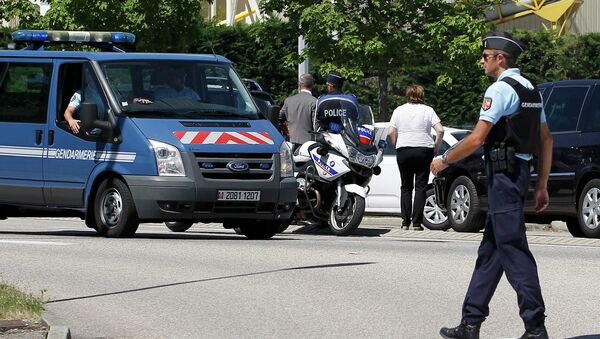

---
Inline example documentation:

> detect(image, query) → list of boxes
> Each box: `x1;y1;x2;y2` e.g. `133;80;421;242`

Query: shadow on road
0;229;294;241
567;335;600;339
291;224;391;237
46;262;376;304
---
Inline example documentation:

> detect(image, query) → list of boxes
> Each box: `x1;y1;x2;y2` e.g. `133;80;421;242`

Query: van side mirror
267;104;280;127
79;102;113;134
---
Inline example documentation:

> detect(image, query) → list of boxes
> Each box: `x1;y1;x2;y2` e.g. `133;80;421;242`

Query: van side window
577;86;600;133
0;62;52;123
544;86;589;132
58;63;108;136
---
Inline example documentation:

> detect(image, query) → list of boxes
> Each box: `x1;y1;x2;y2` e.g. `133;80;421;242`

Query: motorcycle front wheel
329;193;365;236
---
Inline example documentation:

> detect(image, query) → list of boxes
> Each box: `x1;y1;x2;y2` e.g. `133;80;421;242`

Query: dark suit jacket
279;90;317;144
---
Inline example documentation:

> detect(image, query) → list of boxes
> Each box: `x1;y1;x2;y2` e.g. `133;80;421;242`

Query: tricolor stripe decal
174;131;274;145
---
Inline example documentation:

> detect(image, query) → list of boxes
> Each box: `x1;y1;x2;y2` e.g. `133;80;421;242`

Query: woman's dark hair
406;84;425;104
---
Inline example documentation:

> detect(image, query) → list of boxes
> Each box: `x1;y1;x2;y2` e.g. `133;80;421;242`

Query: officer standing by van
430;32;553;339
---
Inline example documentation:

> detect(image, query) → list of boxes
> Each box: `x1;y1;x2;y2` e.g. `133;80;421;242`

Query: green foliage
0;0;44;28
0;282;44;320
187;19;297;104
42;0;207;52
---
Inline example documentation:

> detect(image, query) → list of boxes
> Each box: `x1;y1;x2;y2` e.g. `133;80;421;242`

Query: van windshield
100;61;260;120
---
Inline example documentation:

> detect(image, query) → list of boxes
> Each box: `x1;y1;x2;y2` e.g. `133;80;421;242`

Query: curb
42;317;71;339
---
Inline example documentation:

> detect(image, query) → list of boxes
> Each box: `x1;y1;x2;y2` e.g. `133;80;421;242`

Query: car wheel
577;179;600;238
94;178;139;237
447;176;485;233
422;188;450;231
565;217;585;238
165;221;194;232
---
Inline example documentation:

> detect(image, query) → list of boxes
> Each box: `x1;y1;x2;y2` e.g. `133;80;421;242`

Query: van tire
447;176;485;233
165;221;193;232
94;178;139;238
577;179;600;238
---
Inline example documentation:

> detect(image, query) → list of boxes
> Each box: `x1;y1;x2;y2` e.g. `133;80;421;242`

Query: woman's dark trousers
395;147;434;226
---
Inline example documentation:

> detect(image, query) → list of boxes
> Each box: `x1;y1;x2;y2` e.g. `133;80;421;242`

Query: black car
435;79;600;238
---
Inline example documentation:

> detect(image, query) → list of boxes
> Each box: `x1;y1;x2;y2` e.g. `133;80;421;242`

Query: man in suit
279;73;317;152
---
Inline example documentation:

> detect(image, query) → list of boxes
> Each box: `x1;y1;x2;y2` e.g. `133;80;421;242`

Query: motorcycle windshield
342;104;375;146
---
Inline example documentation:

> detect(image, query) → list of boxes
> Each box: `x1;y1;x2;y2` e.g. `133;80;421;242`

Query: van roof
0;49;231;64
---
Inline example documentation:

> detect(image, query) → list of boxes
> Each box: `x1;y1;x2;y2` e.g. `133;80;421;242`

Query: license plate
217;190;261;201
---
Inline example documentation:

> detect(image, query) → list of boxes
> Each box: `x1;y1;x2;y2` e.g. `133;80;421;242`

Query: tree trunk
378;70;389;122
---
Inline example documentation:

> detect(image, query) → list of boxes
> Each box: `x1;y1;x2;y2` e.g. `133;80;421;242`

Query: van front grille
195;153;274;181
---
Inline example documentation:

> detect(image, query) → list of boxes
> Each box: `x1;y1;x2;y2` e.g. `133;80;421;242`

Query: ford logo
226;161;249;172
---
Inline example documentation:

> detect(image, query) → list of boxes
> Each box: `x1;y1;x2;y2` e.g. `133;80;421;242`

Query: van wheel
447;176;485;233
577;179;600;238
94;178;139;237
239;220;279;239
165;221;193;232
423;188;450;231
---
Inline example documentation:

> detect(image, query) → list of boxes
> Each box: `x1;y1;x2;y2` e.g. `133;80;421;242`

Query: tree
0;0;44;28
261;0;462;120
40;0;209;52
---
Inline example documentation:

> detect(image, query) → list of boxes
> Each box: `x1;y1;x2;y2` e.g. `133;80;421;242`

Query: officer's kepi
326;71;343;88
482;32;525;59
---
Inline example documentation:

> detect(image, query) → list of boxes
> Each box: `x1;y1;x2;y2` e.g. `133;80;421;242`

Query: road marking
0;240;73;246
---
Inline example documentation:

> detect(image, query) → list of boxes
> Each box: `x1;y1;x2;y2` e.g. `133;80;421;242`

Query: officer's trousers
461;159;546;329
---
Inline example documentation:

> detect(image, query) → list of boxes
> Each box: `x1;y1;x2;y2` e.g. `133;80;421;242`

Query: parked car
435;79;600;238
365;127;470;230
242;78;264;92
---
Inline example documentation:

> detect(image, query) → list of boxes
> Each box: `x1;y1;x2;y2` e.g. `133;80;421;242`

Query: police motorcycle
290;101;388;236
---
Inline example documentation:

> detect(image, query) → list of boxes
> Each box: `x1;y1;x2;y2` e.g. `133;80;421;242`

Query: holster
486;144;516;175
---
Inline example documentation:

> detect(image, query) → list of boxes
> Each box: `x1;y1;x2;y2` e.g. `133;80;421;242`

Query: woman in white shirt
388;85;444;231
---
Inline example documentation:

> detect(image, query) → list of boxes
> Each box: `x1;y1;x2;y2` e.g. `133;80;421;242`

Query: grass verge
0;282;44;320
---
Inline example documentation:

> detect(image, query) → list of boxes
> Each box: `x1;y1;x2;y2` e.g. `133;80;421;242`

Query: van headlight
149;139;185;176
279;142;293;178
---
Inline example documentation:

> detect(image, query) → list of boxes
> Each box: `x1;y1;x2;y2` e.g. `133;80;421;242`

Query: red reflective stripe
215;132;248;144
239;131;266;144
173;131;186;140
257;132;272;142
191;131;210;144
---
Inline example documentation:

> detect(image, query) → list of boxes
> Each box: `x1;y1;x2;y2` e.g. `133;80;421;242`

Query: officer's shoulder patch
482;97;492;111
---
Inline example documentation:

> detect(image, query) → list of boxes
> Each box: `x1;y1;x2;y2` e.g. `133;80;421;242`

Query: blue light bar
11;30;136;46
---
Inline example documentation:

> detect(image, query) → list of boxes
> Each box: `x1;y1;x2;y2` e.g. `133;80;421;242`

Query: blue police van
0;30;296;239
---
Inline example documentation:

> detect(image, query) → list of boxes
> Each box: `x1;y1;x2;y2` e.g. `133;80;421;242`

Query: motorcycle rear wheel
328;193;365;236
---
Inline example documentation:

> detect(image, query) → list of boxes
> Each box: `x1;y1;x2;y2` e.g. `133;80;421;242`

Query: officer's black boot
520;325;548;339
439;322;480;339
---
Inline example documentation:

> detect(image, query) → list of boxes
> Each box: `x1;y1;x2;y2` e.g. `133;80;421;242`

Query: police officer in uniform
314;71;359;132
430;32;553;339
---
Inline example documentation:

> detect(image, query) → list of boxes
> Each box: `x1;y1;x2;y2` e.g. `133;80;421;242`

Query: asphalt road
1;217;599;339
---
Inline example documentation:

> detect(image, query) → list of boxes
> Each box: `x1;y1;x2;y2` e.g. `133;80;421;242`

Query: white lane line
0;240;73;246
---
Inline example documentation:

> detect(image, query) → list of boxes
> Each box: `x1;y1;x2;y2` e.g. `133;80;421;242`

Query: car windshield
100;60;260;120
451;131;471;141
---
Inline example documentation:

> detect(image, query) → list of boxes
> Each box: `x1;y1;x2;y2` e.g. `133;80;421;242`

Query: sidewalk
287;216;600;248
